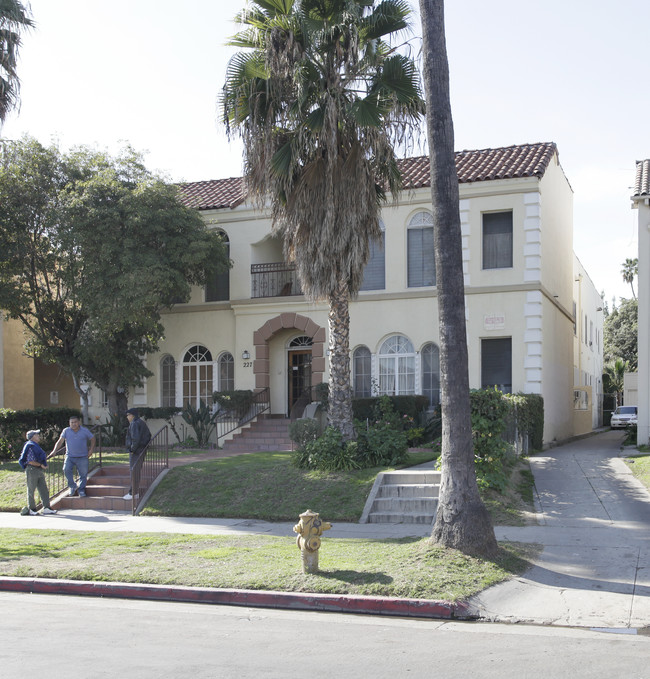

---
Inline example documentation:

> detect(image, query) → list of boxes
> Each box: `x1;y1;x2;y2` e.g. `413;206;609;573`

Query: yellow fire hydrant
293;509;332;574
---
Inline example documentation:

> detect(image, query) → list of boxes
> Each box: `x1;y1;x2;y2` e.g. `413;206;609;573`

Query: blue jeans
64;455;89;492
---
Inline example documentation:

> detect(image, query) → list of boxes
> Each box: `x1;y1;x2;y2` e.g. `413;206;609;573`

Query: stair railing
130;425;168;515
215;387;270;448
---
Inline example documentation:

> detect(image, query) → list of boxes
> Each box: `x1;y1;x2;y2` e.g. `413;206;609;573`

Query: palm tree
418;0;497;557
0;0;34;125
603;358;628;407
621;257;638;299
222;0;424;439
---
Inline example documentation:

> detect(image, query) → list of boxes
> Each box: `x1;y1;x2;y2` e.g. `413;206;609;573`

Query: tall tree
621;257;638;300
603;358;628;406
0;137;230;418
604;297;638;369
418;0;497;557
0;0;33;125
222;0;424;440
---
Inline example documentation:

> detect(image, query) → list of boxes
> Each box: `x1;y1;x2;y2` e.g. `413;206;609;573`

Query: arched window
205;231;230;302
421;343;441;407
360;221;385;291
378;336;415;396
182;345;213;408
160;355;176;407
407;211;435;287
218;352;234;392
353;346;372;397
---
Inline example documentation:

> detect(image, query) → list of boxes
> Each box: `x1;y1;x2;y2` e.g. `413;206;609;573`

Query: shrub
0;407;82;460
181;400;218;447
288;418;320;448
504;393;544;451
354;396;409;467
469;389;512;492
351;395;429;422
291;426;361;471
212;390;254;418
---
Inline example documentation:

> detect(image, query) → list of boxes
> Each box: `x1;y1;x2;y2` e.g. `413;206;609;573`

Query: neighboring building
0;317;78;410
2;142;604;446
632;159;650;445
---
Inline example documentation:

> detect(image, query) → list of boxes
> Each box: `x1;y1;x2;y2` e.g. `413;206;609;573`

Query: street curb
0;576;474;620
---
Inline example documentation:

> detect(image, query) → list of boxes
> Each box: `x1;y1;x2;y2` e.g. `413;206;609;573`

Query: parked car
610;405;638;429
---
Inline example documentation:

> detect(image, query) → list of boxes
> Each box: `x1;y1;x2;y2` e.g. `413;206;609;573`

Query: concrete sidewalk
2;429;649;628
468;429;650;630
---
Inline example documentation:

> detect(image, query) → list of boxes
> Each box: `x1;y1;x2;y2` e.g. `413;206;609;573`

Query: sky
2;0;646;306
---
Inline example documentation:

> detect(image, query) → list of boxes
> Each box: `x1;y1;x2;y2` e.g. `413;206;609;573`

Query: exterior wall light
242;350;250;360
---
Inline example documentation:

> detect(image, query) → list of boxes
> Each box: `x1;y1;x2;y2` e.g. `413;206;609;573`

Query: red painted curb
0;576;473;619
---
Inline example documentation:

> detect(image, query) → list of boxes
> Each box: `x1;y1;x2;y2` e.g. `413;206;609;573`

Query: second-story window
206;232;230;302
483;211;513;269
360;222;385;291
407;212;435;287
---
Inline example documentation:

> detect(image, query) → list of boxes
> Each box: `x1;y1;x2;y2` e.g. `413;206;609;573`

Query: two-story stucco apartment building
0;142;603;446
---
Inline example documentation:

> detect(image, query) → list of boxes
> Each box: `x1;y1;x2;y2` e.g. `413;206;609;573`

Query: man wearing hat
51;415;95;497
123;408;151;500
18;430;57;515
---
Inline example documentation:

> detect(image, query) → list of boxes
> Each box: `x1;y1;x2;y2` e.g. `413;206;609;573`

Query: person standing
18;430;57;515
123;408;151;500
51;415;95;497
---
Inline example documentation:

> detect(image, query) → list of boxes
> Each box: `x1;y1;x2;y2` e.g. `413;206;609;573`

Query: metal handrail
130;425;168;515
215;387;270;447
46;424;104;499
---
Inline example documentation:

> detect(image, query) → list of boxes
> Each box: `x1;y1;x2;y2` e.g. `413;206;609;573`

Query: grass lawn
0;527;536;601
0;447;541;600
623;454;650;490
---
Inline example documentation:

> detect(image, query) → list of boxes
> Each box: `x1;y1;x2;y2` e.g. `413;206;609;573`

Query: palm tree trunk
327;281;355;441
419;0;497;558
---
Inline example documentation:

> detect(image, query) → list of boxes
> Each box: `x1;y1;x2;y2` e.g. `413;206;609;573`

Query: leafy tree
621;257;638;300
0;0;33;125
221;0;424;440
0;136;230;419
603;358;628;405
418;0;497;557
604;297;637;369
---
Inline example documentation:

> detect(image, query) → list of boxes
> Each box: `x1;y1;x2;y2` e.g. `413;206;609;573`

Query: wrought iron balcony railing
251;262;303;298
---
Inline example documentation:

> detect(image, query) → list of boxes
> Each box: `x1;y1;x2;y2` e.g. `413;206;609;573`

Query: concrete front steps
360;469;441;525
220;417;293;453
54;465;133;512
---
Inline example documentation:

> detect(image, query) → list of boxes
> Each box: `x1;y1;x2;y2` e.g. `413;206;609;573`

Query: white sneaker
28;509;38;516
42;507;57;515
123;493;132;500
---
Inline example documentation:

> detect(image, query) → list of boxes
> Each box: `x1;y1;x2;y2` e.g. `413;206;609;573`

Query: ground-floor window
353;346;372;397
182;345;214;408
378;335;415;396
421;342;441;406
481;337;512;393
160;355;176;407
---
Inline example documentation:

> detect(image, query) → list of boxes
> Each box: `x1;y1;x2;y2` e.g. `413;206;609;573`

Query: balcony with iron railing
251;262;303;299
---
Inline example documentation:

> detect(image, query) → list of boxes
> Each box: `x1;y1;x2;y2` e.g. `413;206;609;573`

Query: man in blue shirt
51;415;95;497
18;430;57;515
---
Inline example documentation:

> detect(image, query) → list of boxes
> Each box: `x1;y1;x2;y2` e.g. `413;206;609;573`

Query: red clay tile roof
634;159;650;197
179;142;558;211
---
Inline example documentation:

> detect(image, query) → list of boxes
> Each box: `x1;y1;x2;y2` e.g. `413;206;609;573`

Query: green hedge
352;395;430;421
0;407;82;460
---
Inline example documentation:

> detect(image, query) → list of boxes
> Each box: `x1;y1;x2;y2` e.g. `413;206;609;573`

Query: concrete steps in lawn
360;469;441;525
53;465;133;511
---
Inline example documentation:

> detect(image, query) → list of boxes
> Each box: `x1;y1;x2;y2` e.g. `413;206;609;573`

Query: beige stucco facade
1;144;604;446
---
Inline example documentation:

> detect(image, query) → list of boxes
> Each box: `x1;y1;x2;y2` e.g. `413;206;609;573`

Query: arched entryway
253;313;326;416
